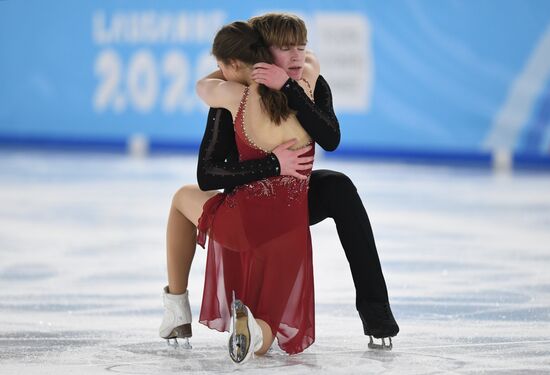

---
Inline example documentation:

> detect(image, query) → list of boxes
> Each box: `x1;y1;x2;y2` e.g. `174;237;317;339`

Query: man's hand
272;139;314;180
252;63;289;90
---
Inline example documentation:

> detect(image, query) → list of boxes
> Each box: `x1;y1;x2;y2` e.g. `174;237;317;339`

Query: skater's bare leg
166;185;217;294
254;319;275;355
160;185;217;342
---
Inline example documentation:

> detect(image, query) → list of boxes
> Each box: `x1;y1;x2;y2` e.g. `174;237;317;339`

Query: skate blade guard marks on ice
159;286;192;349
228;291;263;364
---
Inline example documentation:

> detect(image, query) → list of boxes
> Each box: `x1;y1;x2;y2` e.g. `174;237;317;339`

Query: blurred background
2;2;550;373
2;0;550;168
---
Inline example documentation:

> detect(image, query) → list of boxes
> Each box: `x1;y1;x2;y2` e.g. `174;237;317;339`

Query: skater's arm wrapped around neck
281;75;340;151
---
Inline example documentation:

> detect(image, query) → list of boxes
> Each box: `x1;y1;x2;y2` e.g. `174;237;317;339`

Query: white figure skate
228;291;263;363
159;286;192;349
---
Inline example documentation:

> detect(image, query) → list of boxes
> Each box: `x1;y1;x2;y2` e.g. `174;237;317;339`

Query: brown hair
248;13;307;48
212;21;292;125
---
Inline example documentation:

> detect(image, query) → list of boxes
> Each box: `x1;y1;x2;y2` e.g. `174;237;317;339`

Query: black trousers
308;169;389;307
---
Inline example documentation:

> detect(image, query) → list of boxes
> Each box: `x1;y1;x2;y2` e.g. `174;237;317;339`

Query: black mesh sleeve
281;75;341;151
196;108;281;192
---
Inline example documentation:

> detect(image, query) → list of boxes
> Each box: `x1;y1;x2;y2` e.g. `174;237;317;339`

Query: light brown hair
248;13;308;47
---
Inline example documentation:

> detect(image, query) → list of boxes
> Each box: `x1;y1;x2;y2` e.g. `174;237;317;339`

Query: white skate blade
163;325;192;349
166;337;192;349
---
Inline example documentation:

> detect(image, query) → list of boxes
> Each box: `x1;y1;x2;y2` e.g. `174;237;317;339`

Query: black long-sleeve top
196;75;340;192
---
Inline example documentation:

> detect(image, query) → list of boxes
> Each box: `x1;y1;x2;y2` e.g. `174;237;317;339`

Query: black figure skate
358;301;399;350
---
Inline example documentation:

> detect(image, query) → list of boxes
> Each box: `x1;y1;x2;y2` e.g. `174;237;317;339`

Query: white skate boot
228;292;263;364
159;286;192;348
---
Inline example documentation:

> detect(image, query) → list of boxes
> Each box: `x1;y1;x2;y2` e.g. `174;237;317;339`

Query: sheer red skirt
197;87;315;355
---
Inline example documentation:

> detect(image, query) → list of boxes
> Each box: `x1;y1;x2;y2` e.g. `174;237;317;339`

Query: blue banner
1;0;549;163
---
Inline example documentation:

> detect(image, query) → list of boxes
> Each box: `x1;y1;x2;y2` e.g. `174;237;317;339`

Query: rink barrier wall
2;134;550;170
0;134;198;154
329;146;550;170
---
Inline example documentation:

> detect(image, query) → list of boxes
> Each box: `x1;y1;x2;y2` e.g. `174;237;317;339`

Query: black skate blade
368;336;392;351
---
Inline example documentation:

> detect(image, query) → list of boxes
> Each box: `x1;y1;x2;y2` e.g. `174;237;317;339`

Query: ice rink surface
1;150;549;374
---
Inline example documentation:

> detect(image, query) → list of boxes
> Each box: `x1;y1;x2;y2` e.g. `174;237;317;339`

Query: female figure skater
195;21;318;362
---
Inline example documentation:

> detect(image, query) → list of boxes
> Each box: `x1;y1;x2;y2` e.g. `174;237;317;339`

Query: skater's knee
172;184;198;208
309;171;360;219
331;172;357;194
316;170;357;197
254;336;275;356
254;319;275;355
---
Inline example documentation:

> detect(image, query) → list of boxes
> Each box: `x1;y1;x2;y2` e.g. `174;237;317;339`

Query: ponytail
258;85;293;125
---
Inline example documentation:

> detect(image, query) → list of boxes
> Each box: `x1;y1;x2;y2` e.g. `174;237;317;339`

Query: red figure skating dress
197;86;315;355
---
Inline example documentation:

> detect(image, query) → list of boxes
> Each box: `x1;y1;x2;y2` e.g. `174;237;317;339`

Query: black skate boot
358;300;399;350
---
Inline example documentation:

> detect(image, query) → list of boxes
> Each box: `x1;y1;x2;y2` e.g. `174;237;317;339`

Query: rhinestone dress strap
236;86;249;121
237;86;270;155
